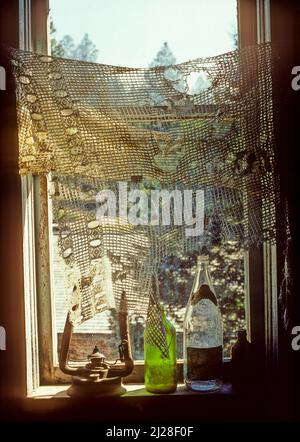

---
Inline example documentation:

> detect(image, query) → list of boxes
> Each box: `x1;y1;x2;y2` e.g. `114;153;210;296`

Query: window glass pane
49;0;238;66
49;0;242;363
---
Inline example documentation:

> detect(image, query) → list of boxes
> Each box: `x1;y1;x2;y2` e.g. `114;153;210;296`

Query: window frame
238;0;279;377
20;0;279;393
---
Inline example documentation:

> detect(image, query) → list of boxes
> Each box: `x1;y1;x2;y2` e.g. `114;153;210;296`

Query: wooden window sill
8;382;278;422
28;382;233;399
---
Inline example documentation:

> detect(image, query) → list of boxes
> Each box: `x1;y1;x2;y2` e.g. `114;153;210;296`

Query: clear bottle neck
191;256;213;293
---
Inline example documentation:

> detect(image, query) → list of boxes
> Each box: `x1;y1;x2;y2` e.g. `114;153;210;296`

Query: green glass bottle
144;305;177;393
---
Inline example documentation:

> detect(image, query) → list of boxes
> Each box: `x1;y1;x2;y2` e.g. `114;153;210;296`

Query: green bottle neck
160;304;175;332
160;304;166;316
160;304;168;326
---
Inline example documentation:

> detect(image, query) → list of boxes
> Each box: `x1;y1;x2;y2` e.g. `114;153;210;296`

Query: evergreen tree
149;42;176;67
229;23;238;50
50;20;65;58
59;35;75;58
50;19;98;62
73;34;99;62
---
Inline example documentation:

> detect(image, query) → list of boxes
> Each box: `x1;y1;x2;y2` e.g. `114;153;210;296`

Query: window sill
28;382;233;399
5;382;280;422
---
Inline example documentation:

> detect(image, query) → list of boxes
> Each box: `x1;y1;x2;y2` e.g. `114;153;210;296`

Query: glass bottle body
231;329;255;389
184;256;223;392
144;305;177;394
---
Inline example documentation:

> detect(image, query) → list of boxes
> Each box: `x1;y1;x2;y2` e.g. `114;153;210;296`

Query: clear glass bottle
144;304;177;393
184;255;223;392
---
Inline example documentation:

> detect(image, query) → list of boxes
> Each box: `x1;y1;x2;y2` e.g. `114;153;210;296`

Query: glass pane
49;0;242;362
49;0;238;66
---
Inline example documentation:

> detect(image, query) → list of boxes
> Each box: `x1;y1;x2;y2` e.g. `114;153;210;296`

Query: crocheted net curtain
11;43;279;333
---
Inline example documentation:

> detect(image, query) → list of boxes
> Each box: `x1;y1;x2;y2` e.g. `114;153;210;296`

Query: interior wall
0;0;27;403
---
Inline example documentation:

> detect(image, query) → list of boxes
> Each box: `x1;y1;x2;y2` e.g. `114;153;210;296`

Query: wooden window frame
238;0;278;379
17;0;279;394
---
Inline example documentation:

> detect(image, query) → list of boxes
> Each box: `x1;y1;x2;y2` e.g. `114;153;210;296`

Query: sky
50;0;237;67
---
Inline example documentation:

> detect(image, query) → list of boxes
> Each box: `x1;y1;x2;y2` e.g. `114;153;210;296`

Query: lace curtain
11;43;280;327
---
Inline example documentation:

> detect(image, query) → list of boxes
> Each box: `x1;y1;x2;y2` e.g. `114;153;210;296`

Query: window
49;0;242;365
20;0;278;392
